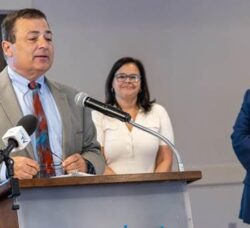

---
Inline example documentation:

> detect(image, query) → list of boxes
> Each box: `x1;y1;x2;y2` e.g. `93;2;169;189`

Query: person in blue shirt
231;90;250;224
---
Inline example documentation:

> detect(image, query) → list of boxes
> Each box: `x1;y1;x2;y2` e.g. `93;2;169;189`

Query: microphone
75;92;131;122
75;92;184;171
1;115;38;156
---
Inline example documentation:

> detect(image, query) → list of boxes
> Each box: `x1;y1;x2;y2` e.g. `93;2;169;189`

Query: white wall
32;0;248;169
189;183;250;228
2;0;250;227
0;0;32;11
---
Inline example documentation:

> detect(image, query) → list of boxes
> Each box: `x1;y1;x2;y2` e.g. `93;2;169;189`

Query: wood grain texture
18;171;202;188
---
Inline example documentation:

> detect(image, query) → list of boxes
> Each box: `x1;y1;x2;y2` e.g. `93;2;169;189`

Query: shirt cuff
85;159;96;174
0;162;8;183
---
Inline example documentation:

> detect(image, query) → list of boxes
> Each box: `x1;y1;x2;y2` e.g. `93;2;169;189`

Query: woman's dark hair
1;8;48;43
105;57;155;113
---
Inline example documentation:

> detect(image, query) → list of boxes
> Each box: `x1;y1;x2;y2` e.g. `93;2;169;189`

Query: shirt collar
8;66;46;94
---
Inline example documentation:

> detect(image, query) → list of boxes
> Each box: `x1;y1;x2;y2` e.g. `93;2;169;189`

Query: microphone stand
128;120;185;172
0;149;20;210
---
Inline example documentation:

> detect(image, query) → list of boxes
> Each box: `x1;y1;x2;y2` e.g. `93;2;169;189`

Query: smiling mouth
121;86;135;88
34;56;50;62
35;55;48;58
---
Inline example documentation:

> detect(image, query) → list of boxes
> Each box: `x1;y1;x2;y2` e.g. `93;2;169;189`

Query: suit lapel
47;79;72;157
0;68;23;126
0;68;34;158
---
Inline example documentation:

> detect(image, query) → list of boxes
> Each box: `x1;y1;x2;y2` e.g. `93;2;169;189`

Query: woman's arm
100;147;117;175
154;145;173;172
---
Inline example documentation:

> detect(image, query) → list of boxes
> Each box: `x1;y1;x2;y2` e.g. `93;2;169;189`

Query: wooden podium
0;171;201;228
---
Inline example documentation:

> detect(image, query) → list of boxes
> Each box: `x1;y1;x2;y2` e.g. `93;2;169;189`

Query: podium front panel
16;181;193;228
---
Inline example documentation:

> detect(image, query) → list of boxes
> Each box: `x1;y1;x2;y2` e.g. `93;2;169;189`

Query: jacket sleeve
81;107;105;175
231;90;250;171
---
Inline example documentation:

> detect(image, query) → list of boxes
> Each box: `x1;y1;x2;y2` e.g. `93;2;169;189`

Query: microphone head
17;114;38;136
75;92;89;107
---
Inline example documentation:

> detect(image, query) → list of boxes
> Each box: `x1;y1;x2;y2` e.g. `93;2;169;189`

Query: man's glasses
115;73;141;83
38;151;64;178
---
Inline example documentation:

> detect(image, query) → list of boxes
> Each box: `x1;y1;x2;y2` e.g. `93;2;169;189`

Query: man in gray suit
0;8;104;180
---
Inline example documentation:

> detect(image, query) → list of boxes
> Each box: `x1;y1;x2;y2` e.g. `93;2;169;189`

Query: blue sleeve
231;90;250;171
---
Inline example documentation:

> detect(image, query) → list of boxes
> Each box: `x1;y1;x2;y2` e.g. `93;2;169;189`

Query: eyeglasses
115;73;141;83
38;151;64;178
39;162;62;170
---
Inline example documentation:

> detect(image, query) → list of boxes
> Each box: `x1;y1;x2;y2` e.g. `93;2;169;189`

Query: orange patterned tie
28;81;55;177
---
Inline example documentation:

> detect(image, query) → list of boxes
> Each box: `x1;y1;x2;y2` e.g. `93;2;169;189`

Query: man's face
2;17;54;80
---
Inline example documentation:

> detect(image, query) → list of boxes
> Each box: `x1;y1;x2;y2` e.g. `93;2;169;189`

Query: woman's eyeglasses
115;73;141;83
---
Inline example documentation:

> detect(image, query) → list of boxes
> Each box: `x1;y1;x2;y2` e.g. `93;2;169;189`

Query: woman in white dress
92;57;174;174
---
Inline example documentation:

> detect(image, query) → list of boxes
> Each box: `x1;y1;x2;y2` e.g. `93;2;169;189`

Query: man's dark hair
105;57;155;113
1;8;48;43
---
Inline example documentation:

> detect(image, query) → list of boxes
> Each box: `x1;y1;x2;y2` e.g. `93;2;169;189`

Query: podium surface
0;171;201;228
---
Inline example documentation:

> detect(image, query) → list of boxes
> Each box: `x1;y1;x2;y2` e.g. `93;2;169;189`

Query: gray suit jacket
0;67;105;174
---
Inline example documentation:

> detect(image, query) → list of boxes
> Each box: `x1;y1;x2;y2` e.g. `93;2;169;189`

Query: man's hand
62;153;87;173
12;156;40;179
